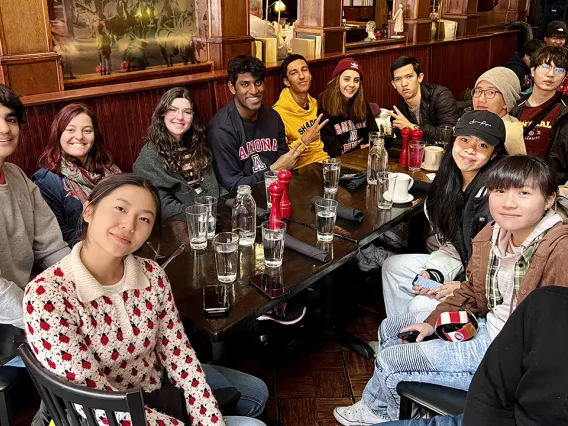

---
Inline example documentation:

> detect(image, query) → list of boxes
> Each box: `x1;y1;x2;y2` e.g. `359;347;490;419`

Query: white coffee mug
388;172;414;202
424;145;444;171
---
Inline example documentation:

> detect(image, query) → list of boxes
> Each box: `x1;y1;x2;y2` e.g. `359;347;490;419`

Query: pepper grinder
277;170;292;218
268;182;284;228
411;128;424;143
399;127;412;167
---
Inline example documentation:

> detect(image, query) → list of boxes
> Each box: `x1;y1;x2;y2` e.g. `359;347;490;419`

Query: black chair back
18;344;146;426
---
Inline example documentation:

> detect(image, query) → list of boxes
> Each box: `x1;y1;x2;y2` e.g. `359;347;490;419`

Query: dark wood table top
143;216;358;342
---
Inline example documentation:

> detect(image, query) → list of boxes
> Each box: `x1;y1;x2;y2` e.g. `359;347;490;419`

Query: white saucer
383;191;414;204
421;162;439;172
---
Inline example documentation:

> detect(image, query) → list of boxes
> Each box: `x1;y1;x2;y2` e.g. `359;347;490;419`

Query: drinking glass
315;198;337;242
368;131;381;146
213;232;239;283
261;220;286;267
437;125;453;148
195;196;217;240
322;158;341;195
185;205;209;250
408;141;425;172
264;171;279;210
380;123;394;149
377;172;398;210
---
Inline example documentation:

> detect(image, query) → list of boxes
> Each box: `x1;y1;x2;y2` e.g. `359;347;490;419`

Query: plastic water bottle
367;136;388;185
232;185;256;246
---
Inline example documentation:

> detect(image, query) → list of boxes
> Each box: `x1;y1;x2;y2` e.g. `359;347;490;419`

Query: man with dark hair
206;55;304;192
388;56;458;142
0;85;69;367
512;46;568;182
504;39;545;92
543;20;567;47
273;54;329;168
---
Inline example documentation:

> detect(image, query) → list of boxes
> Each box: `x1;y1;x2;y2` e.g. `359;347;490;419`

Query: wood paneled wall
14;31;517;177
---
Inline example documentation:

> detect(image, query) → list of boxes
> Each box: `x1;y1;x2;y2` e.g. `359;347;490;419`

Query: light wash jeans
203;364;268;425
3;355;25;368
381;414;463;426
382;254;442;317
362;312;491;421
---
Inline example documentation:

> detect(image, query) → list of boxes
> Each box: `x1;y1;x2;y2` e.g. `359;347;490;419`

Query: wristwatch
413;125;421;130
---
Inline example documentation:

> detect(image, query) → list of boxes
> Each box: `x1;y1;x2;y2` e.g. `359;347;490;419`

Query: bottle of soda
232;185;256;246
367;135;388;185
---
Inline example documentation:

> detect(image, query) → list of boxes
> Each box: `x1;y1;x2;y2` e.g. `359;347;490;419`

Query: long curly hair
146;87;211;178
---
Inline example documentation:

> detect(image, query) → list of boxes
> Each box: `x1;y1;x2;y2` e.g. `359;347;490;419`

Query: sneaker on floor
356;245;380;272
333;399;388;425
257;301;306;325
368;340;380;358
371;246;395;267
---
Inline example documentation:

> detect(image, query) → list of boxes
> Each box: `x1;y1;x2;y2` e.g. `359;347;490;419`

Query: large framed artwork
48;0;208;81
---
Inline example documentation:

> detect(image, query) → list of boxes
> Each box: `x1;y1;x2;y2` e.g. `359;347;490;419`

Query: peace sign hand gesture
388;106;414;131
301;113;329;146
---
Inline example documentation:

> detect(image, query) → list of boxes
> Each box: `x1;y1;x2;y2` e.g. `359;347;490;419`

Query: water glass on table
264;171;279;210
261;220;286;267
322;158;341;196
213;232;239;283
195;196;217;239
377;172;398;210
408;141;425;172
437;125;453;148
185;205;209;250
315;198;337;242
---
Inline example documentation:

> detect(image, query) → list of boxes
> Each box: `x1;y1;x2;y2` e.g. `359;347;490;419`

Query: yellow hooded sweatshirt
273;88;329;168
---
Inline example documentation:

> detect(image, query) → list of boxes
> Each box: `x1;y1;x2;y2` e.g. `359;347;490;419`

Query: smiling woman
33;103;121;247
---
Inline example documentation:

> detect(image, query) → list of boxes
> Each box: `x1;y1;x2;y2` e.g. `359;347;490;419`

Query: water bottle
367;135;388;185
232;185;256;246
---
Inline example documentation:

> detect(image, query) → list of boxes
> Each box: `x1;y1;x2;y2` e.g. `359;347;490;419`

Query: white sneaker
333;399;388;425
368;341;380;358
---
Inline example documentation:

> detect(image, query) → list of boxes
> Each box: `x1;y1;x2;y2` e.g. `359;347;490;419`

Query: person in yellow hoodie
273;54;330;168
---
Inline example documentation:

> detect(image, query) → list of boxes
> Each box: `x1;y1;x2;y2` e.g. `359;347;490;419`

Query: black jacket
205;100;289;192
504;52;532;92
511;93;568;183
397;83;459;142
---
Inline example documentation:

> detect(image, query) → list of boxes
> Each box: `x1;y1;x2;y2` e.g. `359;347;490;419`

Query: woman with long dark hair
33;103;121;246
134;87;220;222
317;57;379;157
24;173;268;426
382;110;506;317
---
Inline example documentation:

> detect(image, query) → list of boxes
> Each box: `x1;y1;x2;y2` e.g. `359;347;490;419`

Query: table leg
211;340;227;362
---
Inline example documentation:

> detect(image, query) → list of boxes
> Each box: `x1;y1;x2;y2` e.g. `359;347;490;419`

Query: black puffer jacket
397;83;459;142
511;93;568;184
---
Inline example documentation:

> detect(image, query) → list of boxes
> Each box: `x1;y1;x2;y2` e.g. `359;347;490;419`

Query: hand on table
400;323;435;343
388;106;414;130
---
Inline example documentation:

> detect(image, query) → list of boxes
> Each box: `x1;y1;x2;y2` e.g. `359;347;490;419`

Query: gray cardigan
133;142;222;221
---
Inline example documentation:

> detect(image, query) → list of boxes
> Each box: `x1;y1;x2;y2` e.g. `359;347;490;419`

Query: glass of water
261;220;286;267
322;158;341;196
195;196;217;240
264;171;279;210
185;204;209;250
213;232;239;283
315;198;337;242
377;172;398;210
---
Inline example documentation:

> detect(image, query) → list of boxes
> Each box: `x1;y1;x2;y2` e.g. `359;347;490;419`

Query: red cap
332;57;363;80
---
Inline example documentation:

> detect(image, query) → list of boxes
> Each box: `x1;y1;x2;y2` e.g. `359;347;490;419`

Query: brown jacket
425;221;568;326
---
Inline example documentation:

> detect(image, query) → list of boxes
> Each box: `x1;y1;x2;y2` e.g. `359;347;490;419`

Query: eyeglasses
536;64;567;76
471;88;502;99
166;107;194;119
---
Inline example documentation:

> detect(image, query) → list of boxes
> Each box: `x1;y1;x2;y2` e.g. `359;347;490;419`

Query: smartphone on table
249;274;290;299
203;284;230;316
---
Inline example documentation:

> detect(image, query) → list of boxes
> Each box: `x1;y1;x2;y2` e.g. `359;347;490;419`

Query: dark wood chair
18;344;147;426
397;382;467;419
0;366;26;426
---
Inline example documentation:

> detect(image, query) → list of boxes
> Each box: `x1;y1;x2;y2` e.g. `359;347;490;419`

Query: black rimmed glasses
471;88;502;99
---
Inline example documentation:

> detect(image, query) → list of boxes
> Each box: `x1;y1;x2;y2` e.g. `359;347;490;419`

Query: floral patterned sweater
23;242;224;426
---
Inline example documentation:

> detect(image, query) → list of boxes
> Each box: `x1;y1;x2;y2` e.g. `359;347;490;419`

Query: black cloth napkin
311;196;364;223
225;198;270;220
339;171;367;190
411;179;432;193
285;234;330;263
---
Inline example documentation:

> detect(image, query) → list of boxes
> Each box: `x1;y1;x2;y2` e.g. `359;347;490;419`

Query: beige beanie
475;67;521;113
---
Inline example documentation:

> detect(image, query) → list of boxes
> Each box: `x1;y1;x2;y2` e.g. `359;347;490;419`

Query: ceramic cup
423;145;444;171
388;172;414;202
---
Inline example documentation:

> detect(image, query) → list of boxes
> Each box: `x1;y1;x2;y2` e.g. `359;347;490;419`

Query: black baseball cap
545;21;568;38
454;110;506;147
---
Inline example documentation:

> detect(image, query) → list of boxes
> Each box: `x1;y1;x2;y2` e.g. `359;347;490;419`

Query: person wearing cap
472;67;525;155
511;46;568;182
544;20;567;47
315;57;379;157
335;155;568;425
388;56;459;143
504;38;545;93
273;54;330;168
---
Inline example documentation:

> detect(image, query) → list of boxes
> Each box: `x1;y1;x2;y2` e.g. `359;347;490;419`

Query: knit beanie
332;57;364;79
475;67;521;113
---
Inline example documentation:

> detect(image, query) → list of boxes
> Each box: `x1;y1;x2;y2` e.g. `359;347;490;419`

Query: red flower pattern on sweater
24;257;224;426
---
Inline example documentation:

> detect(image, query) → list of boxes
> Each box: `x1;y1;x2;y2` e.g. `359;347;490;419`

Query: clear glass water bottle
232;185;256;246
367;134;388;185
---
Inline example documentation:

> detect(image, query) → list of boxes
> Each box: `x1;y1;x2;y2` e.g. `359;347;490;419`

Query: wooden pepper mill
277;170;292;218
399;127;412;166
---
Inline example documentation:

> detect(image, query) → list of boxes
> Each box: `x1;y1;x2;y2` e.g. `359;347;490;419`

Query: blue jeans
382;414;463;426
362;312;491;421
4;355;25;368
202;364;268;425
